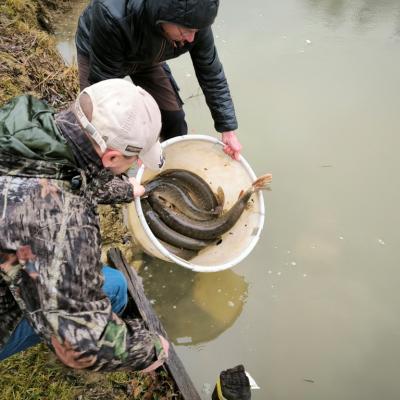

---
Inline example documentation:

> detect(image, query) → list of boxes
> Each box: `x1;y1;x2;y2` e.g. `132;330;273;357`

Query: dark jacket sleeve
190;27;238;133
88;2;127;83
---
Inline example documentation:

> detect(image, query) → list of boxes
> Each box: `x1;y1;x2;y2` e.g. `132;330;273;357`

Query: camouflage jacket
0;96;166;371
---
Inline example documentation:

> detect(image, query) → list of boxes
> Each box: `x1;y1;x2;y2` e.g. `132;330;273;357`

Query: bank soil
0;0;180;398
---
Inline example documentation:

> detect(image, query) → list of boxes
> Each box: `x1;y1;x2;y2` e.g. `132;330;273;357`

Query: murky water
56;1;400;399
53;0;88;65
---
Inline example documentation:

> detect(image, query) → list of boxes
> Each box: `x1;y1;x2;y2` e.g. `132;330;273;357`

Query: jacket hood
145;0;219;29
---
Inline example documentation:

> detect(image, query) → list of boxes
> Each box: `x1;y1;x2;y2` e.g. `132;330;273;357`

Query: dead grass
0;0;78;109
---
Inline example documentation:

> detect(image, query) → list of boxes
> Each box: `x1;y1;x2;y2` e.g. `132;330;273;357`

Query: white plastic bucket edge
133;134;265;273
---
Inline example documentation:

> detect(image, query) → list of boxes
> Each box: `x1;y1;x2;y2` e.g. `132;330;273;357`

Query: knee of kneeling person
102;266;128;314
160;109;188;140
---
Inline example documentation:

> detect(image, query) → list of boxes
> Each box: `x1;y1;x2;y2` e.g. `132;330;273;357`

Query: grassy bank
0;0;78;108
0;1;180;398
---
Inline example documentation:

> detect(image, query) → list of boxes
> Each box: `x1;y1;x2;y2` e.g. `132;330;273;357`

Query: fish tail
216;186;225;209
252;174;272;191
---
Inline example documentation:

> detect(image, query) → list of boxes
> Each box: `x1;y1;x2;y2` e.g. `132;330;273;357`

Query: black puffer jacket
75;0;237;132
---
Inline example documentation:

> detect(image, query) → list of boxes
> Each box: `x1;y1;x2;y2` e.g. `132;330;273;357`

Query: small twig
184;86;203;101
32;67;64;89
0;17;18;29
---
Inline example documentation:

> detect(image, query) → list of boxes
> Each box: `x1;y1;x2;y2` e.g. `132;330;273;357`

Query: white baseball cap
75;78;164;170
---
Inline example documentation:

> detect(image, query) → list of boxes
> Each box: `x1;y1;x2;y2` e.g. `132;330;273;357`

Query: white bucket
127;135;266;273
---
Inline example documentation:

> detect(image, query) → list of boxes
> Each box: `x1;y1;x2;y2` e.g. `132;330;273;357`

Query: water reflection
305;0;400;32
139;255;248;345
53;0;89;65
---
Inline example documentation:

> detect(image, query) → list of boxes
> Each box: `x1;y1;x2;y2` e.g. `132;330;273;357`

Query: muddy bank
0;0;77;108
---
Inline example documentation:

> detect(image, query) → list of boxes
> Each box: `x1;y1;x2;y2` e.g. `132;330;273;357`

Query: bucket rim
133;134;265;272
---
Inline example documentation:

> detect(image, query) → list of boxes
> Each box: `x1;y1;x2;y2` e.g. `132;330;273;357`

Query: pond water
55;1;400;399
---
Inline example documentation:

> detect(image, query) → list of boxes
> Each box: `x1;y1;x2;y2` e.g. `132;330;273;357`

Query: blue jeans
0;265;127;361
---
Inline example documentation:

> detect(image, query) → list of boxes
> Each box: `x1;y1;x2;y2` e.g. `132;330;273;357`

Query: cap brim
139;141;165;171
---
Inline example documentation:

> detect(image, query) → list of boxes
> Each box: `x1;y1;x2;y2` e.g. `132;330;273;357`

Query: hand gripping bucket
127;135;266;272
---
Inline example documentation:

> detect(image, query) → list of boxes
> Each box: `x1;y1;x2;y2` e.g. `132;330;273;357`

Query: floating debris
291;261;297;266
246;371;260;389
378;238;385;245
202;383;212;395
176;336;193;344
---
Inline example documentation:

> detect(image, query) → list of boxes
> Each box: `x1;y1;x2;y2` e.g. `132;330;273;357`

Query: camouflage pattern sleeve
96;175;135;205
87;169;135;205
0;175;167;371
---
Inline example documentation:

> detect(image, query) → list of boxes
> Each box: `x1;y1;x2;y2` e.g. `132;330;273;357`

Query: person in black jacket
75;0;242;160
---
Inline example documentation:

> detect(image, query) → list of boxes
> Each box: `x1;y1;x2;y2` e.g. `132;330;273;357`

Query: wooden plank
107;248;201;400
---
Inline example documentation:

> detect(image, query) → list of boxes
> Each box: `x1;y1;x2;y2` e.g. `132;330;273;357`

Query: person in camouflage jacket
0;78;169;371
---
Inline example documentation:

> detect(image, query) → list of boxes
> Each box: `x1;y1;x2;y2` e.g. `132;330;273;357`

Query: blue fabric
101;266;128;315
0;265;128;361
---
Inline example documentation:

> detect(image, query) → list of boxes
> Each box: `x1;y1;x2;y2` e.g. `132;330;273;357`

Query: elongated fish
141;199;214;251
148;174;272;240
158;239;199;261
144;178;220;221
158;169;223;211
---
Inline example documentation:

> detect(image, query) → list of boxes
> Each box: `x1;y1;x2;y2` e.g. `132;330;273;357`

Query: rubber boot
212;364;251;400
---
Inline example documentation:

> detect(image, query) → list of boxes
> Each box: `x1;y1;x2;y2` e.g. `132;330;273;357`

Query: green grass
0;344;181;399
0;344;128;399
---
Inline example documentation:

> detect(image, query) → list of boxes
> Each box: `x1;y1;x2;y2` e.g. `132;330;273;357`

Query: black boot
212;364;251;400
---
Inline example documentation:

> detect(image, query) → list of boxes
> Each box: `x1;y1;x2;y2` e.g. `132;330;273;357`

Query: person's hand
140;335;170;373
128;177;145;197
159;334;170;358
221;131;242;161
51;336;96;369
